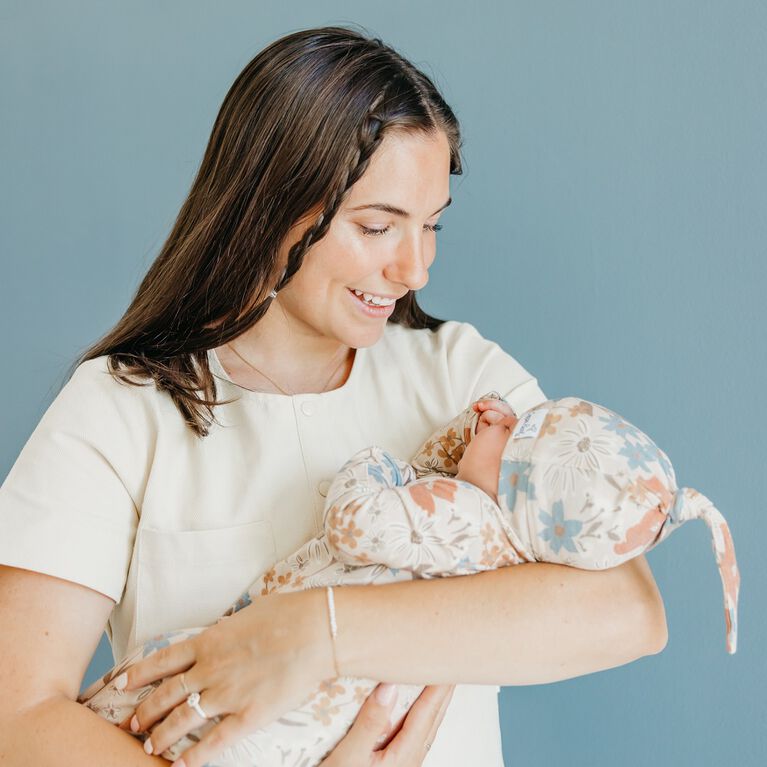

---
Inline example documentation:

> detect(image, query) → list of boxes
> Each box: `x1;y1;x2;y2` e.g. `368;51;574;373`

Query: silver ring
186;691;210;720
179;672;189;696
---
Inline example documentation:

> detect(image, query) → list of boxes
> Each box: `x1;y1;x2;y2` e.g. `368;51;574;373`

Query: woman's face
273;128;452;349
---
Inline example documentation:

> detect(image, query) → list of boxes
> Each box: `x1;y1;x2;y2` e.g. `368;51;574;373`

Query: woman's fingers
118;639;197;692
125;671;197;733
141;690;223;760
161;709;254;767
139;687;216;757
381;684;454;764
320;682;399;765
420;684;455;751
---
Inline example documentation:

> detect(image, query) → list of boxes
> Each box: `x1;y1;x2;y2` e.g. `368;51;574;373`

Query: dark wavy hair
72;24;464;437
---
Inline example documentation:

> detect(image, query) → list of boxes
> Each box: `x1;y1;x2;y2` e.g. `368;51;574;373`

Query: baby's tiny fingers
475;399;515;415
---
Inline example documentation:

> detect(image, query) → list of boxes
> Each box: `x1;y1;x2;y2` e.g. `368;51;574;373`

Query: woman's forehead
345;132;451;209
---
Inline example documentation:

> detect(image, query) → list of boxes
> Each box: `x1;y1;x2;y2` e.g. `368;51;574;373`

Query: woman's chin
338;323;387;349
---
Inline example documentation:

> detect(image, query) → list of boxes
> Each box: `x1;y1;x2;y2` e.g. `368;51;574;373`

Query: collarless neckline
207;343;367;399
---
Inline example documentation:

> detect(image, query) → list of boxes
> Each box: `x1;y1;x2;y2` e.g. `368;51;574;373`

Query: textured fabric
77;387;742;765
78;401;517;765
491;397;741;654
0;319;548;767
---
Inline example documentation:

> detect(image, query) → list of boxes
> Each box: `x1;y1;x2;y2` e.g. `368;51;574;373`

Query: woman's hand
320;682;456;766
116;587;336;766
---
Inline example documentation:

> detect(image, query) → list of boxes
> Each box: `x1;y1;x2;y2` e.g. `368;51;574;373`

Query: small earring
269;267;287;299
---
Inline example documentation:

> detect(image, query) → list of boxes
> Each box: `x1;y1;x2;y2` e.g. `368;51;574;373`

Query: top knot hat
493;397;740;654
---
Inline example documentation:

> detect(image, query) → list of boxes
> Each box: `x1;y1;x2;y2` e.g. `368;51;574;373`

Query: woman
0;25;668;767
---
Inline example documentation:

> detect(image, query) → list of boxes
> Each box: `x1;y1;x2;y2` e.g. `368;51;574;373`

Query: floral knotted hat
493;397;740;654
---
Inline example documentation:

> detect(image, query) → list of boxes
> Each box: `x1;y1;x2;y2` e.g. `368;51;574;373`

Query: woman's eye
360;226;390;237
360;223;443;237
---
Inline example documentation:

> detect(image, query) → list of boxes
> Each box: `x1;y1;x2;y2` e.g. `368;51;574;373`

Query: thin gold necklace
226;341;351;395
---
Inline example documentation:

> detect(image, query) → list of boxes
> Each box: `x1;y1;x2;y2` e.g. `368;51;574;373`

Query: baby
79;391;740;766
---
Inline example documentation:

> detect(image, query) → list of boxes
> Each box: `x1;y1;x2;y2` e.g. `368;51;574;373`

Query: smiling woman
0;21;667;767
226;126;455;369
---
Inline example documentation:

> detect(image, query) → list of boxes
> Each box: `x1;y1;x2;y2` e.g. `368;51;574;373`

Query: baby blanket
78;392;739;766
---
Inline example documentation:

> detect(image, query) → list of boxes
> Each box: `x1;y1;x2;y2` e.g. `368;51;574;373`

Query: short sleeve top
0;319;547;767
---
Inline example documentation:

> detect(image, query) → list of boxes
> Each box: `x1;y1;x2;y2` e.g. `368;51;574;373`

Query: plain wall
2;2;764;765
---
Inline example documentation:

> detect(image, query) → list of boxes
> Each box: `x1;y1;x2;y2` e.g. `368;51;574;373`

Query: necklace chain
226;341;350;395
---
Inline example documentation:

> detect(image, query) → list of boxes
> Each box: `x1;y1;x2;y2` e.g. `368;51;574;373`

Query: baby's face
455;404;518;504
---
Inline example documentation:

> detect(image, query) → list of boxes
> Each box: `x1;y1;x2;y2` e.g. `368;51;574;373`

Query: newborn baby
451;395;739;655
79;392;740;766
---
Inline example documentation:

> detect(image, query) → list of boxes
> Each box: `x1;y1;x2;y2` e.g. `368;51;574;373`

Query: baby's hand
472;398;518;435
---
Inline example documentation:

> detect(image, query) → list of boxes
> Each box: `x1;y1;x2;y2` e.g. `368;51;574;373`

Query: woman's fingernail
143;737;153;755
375;683;397;704
113;673;128;690
171;759;186;767
130;715;140;733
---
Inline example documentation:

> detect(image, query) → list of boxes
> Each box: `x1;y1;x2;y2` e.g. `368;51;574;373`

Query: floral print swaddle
77;397;508;766
78;391;740;766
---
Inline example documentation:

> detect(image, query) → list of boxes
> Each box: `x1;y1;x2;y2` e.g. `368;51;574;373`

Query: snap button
301;401;315;416
318;479;331;497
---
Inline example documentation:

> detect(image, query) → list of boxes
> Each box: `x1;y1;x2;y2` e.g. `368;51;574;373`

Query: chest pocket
135;519;277;646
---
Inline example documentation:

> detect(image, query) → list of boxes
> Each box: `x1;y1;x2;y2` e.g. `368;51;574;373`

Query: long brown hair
72;24;464;437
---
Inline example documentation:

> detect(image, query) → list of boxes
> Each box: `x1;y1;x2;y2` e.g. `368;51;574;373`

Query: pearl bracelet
326;585;340;677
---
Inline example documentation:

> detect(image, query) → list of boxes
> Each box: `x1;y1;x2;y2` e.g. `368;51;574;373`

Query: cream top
0;319;547;767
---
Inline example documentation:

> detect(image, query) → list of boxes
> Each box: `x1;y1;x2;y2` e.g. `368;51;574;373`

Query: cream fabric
0;319;548;767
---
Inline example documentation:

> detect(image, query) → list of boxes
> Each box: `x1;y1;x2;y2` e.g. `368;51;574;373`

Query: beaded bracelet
326;585;340;677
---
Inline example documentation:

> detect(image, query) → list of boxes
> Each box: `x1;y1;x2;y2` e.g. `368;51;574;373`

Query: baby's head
454;398;517;504
454;393;740;655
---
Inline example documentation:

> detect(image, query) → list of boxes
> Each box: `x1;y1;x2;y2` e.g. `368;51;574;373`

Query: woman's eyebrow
348;197;452;218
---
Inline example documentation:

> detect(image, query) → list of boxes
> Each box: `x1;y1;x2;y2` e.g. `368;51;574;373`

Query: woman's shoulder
382;318;484;351
65;354;159;405
44;355;162;441
382;318;546;413
381;318;506;365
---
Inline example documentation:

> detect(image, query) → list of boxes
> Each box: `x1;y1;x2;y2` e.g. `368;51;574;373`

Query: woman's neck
214;319;355;395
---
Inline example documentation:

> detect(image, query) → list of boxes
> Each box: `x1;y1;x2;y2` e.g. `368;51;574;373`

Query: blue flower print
497;460;534;512
538;499;583;554
618;439;653;472
456;554;477;573
142;630;184;658
641;440;674;478
380;450;406;486
367;449;405;487
231;590;252;614
598;412;643;441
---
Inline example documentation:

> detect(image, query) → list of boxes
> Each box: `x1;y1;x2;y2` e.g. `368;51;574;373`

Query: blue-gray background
2;2;764;765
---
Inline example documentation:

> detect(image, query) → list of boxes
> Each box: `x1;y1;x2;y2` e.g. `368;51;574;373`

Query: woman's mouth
346;287;397;317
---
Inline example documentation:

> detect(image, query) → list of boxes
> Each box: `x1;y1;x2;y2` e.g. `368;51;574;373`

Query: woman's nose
386;236;431;292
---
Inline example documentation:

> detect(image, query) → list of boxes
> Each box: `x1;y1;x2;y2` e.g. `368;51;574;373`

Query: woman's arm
0;565;170;766
331;553;668;686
